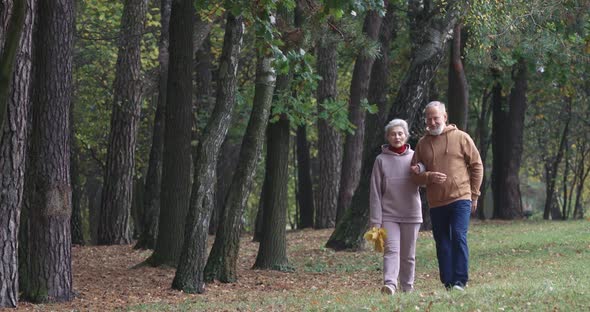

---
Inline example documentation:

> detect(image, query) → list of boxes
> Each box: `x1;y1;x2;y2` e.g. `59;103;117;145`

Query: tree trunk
296;125;314;228
492;59;527;219
542;101;570;219
253;116;291;270
315;26;341;229
134;0;170;250
476;88;492;219
20;0;74;302
172;13;243;293
86;174;101;245
336;11;382;222
0;0;34;307
70;107;85;245
211;136;240;234
327;0;462;250
253;184;265;242
98;0;148;245
447;23;468;130
0;0;25;132
205;52;276;283
148;0;194;266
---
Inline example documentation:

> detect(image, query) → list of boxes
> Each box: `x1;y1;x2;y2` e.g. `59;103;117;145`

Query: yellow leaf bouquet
364;227;387;252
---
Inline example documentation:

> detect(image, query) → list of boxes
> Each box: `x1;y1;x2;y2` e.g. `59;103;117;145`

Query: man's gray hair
424;101;447;113
384;119;409;137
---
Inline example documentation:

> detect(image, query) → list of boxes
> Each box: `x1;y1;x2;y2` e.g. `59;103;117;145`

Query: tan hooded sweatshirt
411;124;483;208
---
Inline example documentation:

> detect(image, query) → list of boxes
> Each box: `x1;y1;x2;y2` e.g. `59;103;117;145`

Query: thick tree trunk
134;0;170;250
148;0;194;266
205;53;276;283
172;13;243;293
253;116;291;270
70;107;85;245
327;0;462;250
86;174;101;244
336;11;382;222
98;0;148;245
296;125;314;228
0;0;34;307
0;0;25;132
447;23;468;130
20;0;74;302
315;27;341;229
492;59;527;219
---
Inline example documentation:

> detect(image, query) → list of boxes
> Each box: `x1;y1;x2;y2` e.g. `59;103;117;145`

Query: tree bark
447;23;468;130
315;25;341;229
492;59;527;219
253;116;291;270
336;11;382;223
20;0;74;302
70;107;85;245
134;0;170;250
476;88;492;219
98;0;148;245
205;52;276;283
0;0;25;132
148;0;194;266
296;125;314;228
172;13;243;293
0;0;34;307
327;0;462;250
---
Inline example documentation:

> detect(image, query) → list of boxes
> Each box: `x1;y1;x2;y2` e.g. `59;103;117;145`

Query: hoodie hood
425;124;458;163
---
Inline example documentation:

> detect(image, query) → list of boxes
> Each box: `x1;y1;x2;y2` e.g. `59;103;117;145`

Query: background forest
0;0;589;309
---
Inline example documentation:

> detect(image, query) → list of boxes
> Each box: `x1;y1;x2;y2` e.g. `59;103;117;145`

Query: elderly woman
369;119;426;295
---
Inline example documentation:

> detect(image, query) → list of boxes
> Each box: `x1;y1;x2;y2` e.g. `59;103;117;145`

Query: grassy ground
126;220;589;312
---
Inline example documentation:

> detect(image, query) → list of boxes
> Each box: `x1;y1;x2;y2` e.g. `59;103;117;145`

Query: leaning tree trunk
148;0;194;267
20;0;74;302
172;13;243;293
134;0;170;250
492;59;527;219
336;11;382;222
315;24;341;229
447;23;468;130
327;0;462;250
253;116;291;270
0;0;34;307
205;51;276;283
98;0;148;245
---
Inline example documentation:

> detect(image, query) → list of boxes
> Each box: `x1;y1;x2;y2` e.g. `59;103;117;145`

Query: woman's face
387;126;407;148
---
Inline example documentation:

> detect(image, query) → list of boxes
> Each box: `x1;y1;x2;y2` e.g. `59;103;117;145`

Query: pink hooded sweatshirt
369;144;424;227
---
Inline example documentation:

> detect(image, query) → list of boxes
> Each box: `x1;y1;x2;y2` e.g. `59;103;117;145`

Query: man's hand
471;200;478;215
430;172;447;184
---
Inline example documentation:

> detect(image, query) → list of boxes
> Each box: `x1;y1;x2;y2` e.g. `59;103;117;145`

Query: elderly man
411;101;483;291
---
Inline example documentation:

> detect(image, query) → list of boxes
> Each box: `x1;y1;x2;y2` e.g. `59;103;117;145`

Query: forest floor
12;220;590;311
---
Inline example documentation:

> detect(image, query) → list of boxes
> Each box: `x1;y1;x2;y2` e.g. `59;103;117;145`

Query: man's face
425;106;447;136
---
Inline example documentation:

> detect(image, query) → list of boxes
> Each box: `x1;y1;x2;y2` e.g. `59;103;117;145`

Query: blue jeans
429;200;471;288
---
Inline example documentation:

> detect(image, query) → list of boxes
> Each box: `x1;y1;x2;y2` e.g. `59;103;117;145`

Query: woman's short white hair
384;119;409;138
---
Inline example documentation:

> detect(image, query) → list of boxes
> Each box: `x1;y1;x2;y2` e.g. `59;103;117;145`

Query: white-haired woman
369;118;427;295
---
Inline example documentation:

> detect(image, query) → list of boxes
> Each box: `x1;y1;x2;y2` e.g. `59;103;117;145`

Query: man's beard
427;124;444;136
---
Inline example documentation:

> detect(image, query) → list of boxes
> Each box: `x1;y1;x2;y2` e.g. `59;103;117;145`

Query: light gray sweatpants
382;222;421;291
